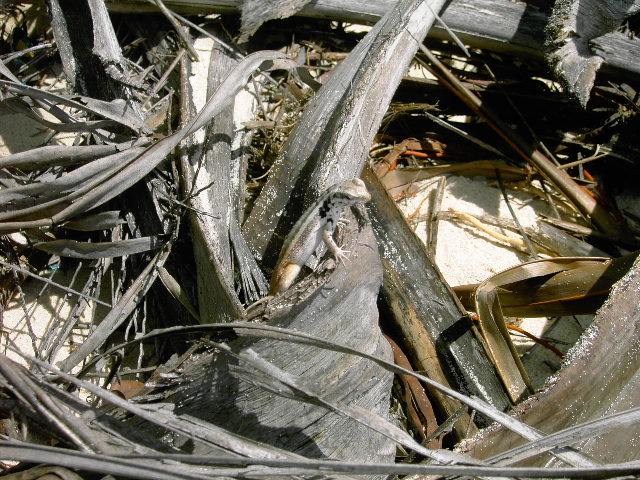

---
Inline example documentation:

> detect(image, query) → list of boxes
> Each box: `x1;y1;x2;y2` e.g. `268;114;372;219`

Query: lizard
268;178;372;295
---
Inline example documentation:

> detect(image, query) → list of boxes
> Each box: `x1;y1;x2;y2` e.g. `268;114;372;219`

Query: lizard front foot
333;247;351;267
323;229;353;267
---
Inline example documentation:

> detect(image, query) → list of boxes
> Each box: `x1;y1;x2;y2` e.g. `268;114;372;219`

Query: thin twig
427;176;446;257
539;179;562;220
418;45;625;237
147;0;199;61
141;48;186;110
35;260;84;361
424;111;510;160
558;153;609;170
168;11;240;57
482;63;560;166
0;260;111;307
495;168;539;259
448;209;550;255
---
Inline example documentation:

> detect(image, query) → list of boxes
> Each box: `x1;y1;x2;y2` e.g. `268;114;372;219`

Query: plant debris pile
1;1;640;479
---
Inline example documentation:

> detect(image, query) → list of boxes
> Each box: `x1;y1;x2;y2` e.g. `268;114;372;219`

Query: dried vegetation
1;0;640;479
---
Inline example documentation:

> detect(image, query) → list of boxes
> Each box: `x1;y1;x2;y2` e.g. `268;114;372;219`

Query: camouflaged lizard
269;178;372;295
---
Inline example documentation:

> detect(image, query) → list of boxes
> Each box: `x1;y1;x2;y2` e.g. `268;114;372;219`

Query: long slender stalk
418;46;626;238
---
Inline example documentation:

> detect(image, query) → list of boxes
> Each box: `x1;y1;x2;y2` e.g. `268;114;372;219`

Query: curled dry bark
545;0;640;107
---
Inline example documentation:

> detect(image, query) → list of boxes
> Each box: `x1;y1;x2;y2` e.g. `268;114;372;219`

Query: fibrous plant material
546;0;640;107
2;0;640;477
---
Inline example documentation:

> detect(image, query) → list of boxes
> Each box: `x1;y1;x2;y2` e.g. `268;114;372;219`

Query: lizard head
333;178;371;204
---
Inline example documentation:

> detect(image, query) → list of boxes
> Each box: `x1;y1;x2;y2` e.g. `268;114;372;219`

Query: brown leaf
110;380;144;400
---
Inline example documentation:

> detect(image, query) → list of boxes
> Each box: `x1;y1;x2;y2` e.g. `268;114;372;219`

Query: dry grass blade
495;168;539;259
423;111;510;159
34;235;168;259
0;147;146;230
470;256;633;403
458;254;640;465
0;80;150;133
475;279;534;403
458;252;639;317
0;142;147;169
0;52;294;233
46;52;293;223
0;95;118;132
148;0;199;61
0;62;79;125
457;251;637;406
157;265;199;321
62;211;126;231
3;442;640;478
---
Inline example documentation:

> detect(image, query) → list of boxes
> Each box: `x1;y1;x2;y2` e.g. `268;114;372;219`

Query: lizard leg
322;228;350;265
337;217;350;228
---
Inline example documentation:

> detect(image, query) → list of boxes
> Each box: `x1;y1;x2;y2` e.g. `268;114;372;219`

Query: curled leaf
467;252;639;403
110;380;144;400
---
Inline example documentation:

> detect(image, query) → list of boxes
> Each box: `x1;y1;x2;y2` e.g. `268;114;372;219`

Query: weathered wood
458;253;640;464
242;0;447;269
135;223;396;472
105;0;640;78
179;36;266;323
546;0;640;106
46;0;144;115
129;1;431;459
45;0;113;99
363;167;513;434
238;0;313;41
180;48;244;323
